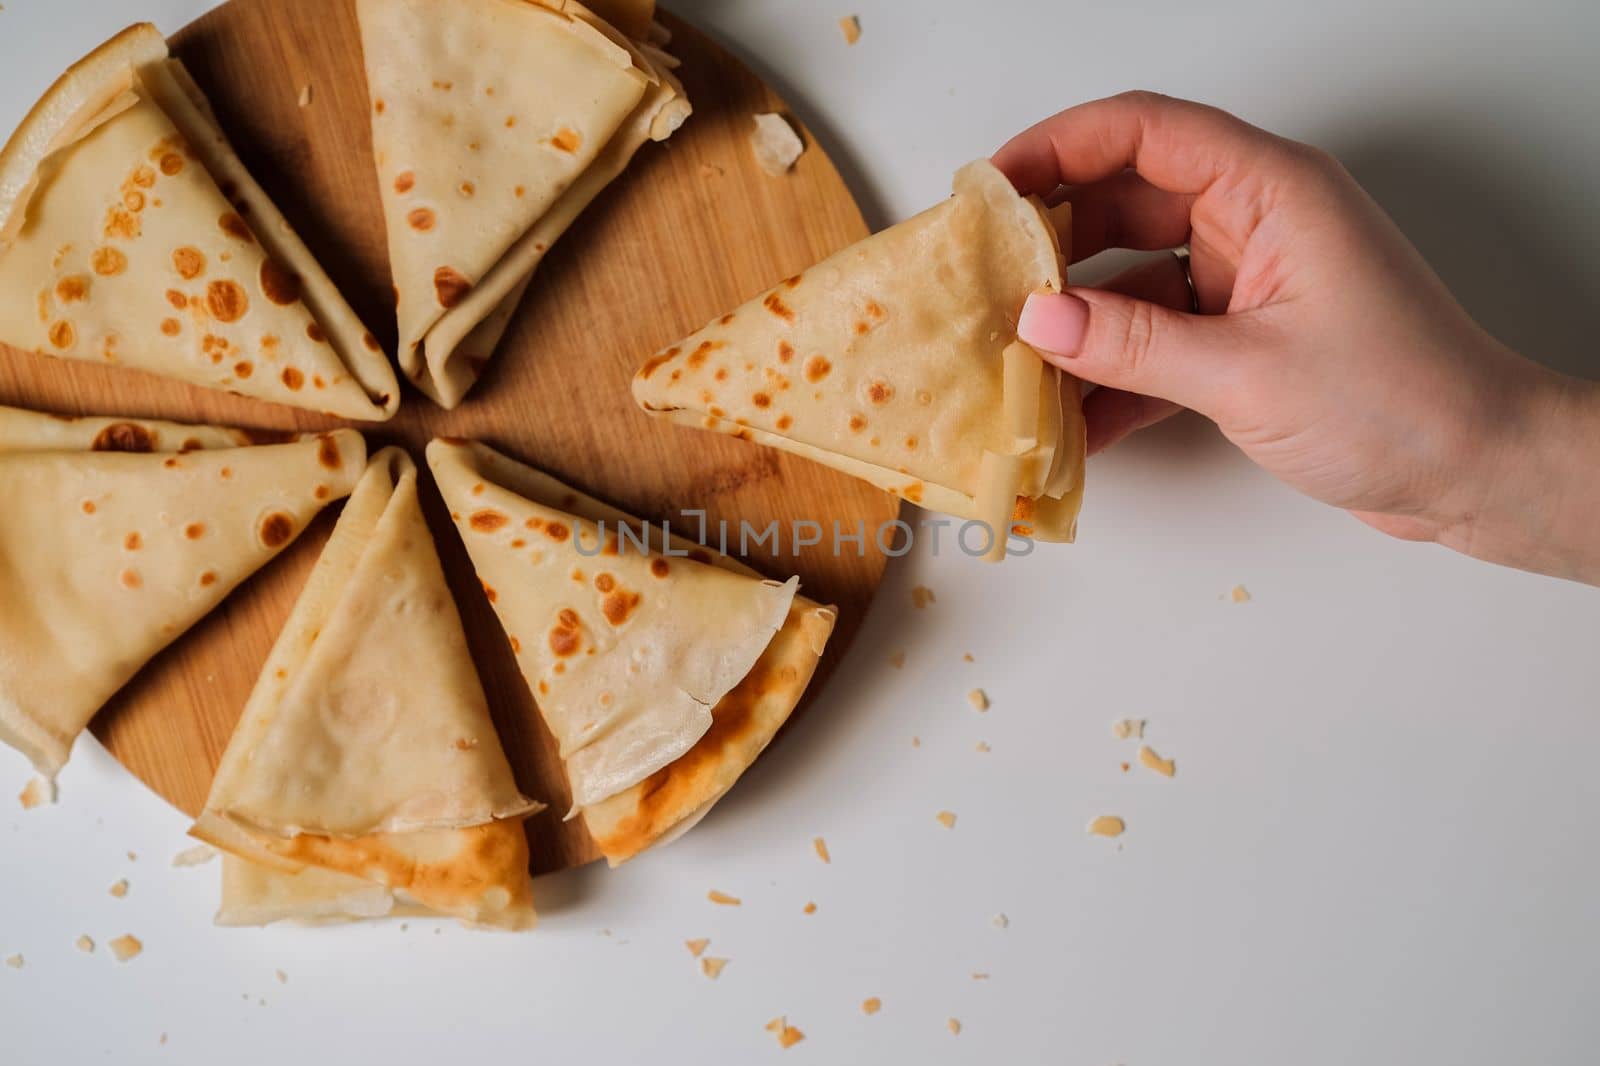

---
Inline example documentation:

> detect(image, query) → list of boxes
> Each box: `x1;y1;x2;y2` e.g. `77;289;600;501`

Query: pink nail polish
1018;292;1089;358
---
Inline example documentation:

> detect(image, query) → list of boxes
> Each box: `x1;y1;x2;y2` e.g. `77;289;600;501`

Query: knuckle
1110;299;1164;382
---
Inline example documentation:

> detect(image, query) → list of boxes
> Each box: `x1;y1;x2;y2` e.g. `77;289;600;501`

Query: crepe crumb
911;585;936;609
963;652;975;663
109;935;142;962
18;776;53;810
972;972;990;980
1120;762;1131;772
813;836;831;863
1111;718;1145;740
76;935;95;954
765;1018;805;1048
750;113;804;176
936;810;957;829
296;84;312;108
861;996;881;1015
975;741;991;753
707;890;741;906
109;879;129;898
947;1018;962;1035
1138;745;1176;778
911;736;921;748
1088;815;1126;838
5;954;22;969
171;844;217;867
159;1034;167;1046
803;901;817;914
1229;584;1251;603
126;851;137;862
992;913;1008;929
888;651;906;669
275;969;288;984
839;15;861;44
685;938;709;957
701;956;729;979
967;688;989;711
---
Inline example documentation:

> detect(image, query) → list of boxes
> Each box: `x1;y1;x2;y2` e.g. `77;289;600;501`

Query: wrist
1440;364;1600;584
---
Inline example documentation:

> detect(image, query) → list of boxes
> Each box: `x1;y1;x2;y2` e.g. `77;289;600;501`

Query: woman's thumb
1018;288;1241;415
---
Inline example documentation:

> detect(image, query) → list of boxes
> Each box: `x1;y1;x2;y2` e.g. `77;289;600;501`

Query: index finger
992;91;1291;198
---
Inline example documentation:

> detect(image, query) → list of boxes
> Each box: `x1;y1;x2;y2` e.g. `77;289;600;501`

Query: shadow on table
1333;119;1600;381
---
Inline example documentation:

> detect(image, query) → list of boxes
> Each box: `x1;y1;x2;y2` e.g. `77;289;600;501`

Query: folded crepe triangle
0;403;365;776
632;159;1087;561
427;438;836;865
194;447;539;930
0;25;399;419
358;0;690;408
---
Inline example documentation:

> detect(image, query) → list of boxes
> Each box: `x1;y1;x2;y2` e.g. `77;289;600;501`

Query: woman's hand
998;92;1600;584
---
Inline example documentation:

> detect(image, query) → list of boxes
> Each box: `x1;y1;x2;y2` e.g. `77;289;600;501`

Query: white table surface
3;1;1599;1063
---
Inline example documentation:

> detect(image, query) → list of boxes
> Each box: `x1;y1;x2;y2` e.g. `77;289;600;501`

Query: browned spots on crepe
802;355;831;383
594;572;615;593
544;521;570;543
601;589;642;626
54;275;88;303
548;127;582;153
259;259;301;306
199;570;217;587
183;523;206;541
172;246;205;280
776;414;794;431
549;608;582;657
120;569;142;590
90;247;127;276
407;207;436;232
129;165;156;189
481;580;498;603
81;500;96;515
865;380;893;405
775;339;796;364
752;392;772;408
165;289;187;310
48;320;75;349
123;532;142;551
259;511;295;548
393;170;415;194
92;423;155;452
218;212;253;242
636;346;678;380
685;340;721;370
458;181;475;197
205;280;248;323
847;413;867;433
434;266;471;309
469;509;509;533
282;367;304;391
309;434;341;472
158;150;184;175
232;360;254;379
650;557;671;579
762;291;796;322
373;97;386;114
103;206;140;240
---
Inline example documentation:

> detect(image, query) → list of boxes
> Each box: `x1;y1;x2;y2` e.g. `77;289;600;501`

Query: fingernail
1018;291;1090;358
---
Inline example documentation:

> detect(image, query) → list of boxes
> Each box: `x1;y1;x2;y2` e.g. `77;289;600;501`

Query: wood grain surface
0;0;895;873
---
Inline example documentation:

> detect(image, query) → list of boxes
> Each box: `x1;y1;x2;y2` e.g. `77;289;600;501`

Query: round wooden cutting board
0;0;896;873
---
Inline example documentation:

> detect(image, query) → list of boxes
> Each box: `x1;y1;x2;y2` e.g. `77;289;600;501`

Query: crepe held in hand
0;404;364;777
359;0;689;408
427;438;833;863
0;25;398;419
194;448;539;930
632;159;1086;560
